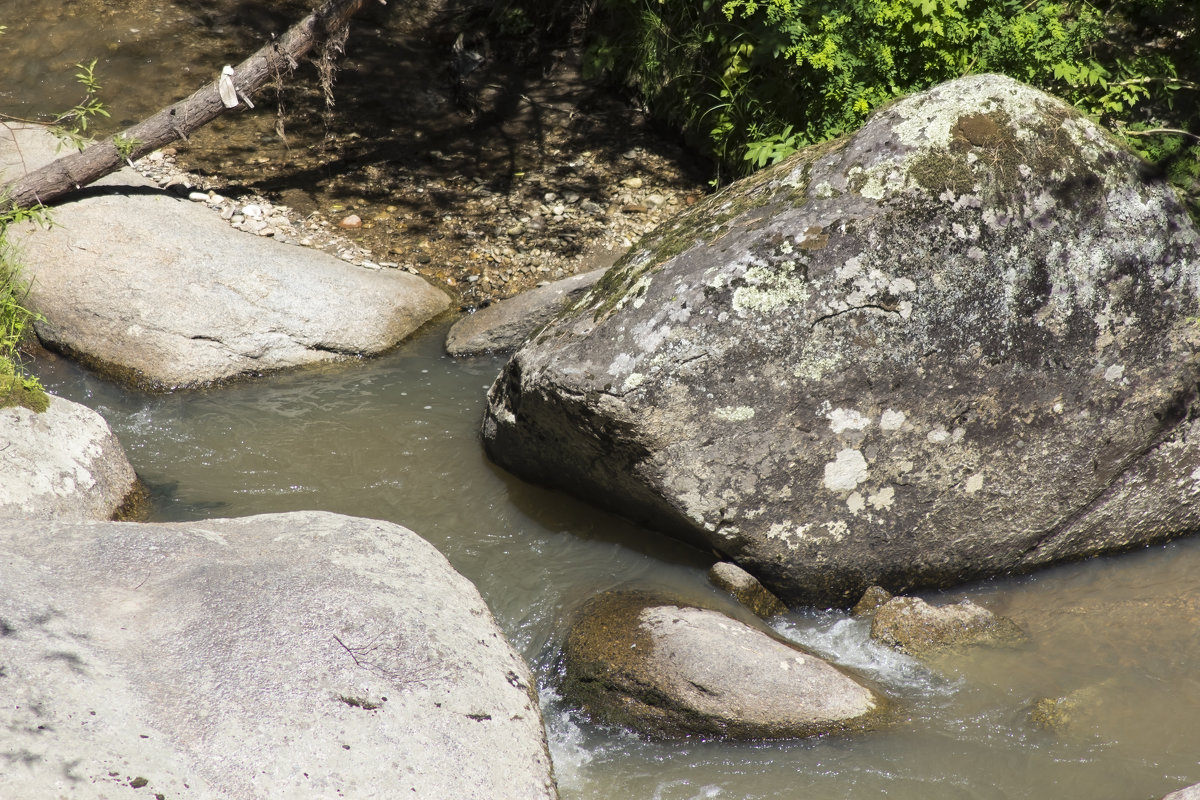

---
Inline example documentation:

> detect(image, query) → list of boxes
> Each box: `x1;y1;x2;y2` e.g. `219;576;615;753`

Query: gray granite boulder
562;591;883;740
1;125;451;390
1163;783;1200;800
446;268;607;356
0;511;557;799
482;74;1200;606
0;394;139;520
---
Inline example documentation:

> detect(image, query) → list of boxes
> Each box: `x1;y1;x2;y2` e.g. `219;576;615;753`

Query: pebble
241;204;264;219
620;176;643;189
187;191;208;202
339;214;363;228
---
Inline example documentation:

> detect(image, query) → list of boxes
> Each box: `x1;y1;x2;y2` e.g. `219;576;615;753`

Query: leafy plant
576;0;1198;211
0;223;48;413
51;59;111;150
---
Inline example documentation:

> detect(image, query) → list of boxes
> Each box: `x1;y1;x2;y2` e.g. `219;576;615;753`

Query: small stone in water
620;176;643;189
339;214;363;229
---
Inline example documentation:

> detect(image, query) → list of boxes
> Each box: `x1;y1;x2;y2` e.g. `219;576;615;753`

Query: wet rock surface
481;74;1200;606
707;561;787;618
0;511;557;799
1;125;451;391
562;591;883;740
0;395;139;521
869;596;1028;656
446;266;609;356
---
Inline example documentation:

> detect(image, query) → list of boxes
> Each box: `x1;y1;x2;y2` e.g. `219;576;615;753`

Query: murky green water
6;2;1200;797
32;323;1200;800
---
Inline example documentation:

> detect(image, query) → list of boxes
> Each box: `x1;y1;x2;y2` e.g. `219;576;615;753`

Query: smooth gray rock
446;268;607;356
0;125;451;390
869;596;1027;656
562;591;883;740
1163;783;1200;800
482;74;1200;606
0;395;138;520
0;511;557;799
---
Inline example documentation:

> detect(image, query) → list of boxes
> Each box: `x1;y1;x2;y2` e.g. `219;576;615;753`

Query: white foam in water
772;611;959;695
540;684;595;790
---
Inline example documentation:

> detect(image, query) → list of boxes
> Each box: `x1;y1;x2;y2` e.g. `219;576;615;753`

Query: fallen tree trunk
2;0;376;210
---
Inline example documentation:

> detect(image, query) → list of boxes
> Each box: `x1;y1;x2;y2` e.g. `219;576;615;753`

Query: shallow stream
5;2;1200;798
32;324;1200;800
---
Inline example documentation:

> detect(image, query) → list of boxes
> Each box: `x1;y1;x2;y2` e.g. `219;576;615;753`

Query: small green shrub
0;203;50;413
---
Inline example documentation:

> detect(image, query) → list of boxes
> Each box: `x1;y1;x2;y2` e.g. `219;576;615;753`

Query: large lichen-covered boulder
562;591;883;739
0;511;557;799
482;74;1200;607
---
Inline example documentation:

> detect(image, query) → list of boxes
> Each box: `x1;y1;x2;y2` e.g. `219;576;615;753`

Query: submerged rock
869;596;1027;656
446;268;606;356
482;74;1200;606
0;511;557;799
0;395;139;520
562;591;883;740
707;560;787;618
0;125;451;391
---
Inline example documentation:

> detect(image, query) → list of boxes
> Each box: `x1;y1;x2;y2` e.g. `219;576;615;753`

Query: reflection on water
32;322;1200;800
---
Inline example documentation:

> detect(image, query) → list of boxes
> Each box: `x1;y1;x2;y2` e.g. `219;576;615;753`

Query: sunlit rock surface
0;125;451;391
0;511;557;799
483;74;1200;606
0;395;138;520
562;591;883;740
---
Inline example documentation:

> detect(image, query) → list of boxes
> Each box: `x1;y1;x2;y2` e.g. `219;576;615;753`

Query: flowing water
30;325;1200;800
5;3;1200;798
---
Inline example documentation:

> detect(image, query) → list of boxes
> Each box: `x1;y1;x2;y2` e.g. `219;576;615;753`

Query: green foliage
581;0;1199;206
113;133;142;164
0;220;48;413
52;59;111;150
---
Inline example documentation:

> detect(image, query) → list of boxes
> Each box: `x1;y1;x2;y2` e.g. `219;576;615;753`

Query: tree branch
1;0;376;211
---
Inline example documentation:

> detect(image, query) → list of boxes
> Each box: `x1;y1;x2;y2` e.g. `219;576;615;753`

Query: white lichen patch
964;473;984;494
835;255;864;282
823;449;869;492
630;273;655;310
713;406;756;422
880;409;907;431
732;262;810;314
793;349;845;383
827;407;872;434
847;492;866;514
1104;364;1125;382
622;372;645;392
607;352;637;377
927;426;951;444
868;486;895;510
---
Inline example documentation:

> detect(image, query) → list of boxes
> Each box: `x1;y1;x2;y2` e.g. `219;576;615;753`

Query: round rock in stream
483;74;1200;606
562;592;883;740
0;395;140;521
